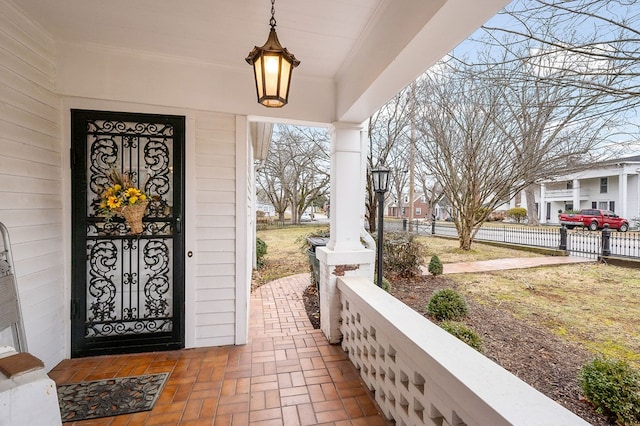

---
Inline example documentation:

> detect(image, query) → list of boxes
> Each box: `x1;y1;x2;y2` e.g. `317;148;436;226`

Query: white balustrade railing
544;189;574;198
338;276;589;426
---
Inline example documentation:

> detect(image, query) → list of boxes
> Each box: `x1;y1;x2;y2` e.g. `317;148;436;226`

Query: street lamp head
371;167;390;193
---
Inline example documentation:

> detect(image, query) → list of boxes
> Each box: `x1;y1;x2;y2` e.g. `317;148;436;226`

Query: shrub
427;289;468;321
428;255;443;276
579;357;640;425
380;231;424;278
475;207;492;221
440;321;483;352
488;210;507;222
256;237;267;268
374;274;391;292
506;207;527;223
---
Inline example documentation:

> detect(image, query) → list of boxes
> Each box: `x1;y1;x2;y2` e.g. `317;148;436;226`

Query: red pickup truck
559;209;630;232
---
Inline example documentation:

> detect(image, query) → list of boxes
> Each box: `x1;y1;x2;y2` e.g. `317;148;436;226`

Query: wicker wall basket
120;201;149;235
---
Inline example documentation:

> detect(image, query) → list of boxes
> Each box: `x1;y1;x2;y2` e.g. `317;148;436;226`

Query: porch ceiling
15;0;510;123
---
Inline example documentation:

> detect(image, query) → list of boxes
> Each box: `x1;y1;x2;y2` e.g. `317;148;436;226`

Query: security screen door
70;110;185;357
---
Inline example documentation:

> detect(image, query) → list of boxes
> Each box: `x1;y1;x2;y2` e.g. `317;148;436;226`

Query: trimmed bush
428;255;443;276
380;231;424;278
256;237;267;268
579;357;640;425
427;289;468;321
440;321;483;352
506;207;527;224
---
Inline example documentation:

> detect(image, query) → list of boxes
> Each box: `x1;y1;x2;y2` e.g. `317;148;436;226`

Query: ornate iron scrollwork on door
84;118;175;338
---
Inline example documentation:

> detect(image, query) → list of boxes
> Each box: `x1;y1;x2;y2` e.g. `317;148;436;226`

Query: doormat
57;372;169;422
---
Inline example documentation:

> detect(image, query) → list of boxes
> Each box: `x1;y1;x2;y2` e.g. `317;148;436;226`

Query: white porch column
572;179;580;211
316;122;375;344
619;172;628;216
540;184;546;224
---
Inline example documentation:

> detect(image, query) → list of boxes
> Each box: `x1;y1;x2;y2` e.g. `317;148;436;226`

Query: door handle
176;216;181;234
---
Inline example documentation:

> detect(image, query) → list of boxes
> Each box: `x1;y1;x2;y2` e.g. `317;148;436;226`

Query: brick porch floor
49;274;388;425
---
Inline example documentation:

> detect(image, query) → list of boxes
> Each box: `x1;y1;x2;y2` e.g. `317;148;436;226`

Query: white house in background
534;155;640;224
256;202;276;217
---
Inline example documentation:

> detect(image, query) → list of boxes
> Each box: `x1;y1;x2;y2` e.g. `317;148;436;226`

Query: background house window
546;202;551;220
565;203;573;211
599;201;608;210
600;177;608;193
609;201;615;212
416;207;422;216
566;181;573;190
592;201;597;208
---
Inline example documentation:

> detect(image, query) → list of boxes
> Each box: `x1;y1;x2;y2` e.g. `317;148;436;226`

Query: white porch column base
316;247;374;343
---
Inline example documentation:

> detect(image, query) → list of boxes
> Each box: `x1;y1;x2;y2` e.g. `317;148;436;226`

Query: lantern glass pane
264;99;283;107
371;171;381;192
279;60;291;99
264;54;280;97
382;170;390;191
254;56;264;96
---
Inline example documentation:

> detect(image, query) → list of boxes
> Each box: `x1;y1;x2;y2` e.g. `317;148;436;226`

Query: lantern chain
270;0;276;29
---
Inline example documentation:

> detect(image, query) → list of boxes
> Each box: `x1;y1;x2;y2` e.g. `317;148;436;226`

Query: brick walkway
49;274;387;425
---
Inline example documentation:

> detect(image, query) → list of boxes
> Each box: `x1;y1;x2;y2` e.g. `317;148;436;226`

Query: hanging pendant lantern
246;0;300;108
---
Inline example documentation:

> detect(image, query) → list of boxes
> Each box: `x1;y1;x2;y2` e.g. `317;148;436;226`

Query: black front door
71;110;185;357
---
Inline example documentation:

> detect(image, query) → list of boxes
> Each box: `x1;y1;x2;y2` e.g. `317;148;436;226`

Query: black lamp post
371;167;390;288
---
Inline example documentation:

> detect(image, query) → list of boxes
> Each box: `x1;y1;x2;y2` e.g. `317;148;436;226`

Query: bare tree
478;0;640;103
500;45;623;222
415;66;524;249
458;3;637;223
366;88;413;230
257;152;290;222
414;47;621;248
363;0;638;241
387;147;410;218
415;163;444;219
257;125;330;224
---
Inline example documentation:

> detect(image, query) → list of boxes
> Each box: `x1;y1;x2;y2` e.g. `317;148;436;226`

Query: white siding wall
0;0;64;369
580;177;611;209
194;111;237;347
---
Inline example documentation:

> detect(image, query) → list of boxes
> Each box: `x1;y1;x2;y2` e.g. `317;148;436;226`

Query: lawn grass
255;224;328;285
416;235;543;263
255;227;639;365
452;263;640;366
